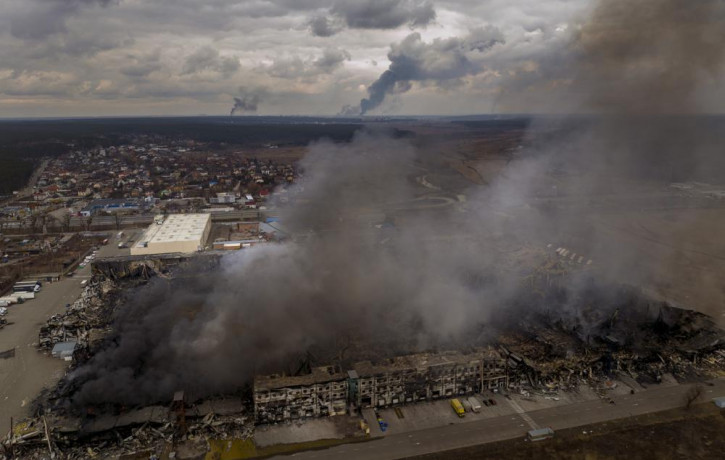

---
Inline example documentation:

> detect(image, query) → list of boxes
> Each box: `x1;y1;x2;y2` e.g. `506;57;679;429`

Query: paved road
277;378;725;460
0;263;91;436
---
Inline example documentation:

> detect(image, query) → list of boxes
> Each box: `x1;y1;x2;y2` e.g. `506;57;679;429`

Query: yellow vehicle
450;398;465;417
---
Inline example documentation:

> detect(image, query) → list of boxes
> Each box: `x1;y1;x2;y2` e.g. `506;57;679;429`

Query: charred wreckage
2;255;724;459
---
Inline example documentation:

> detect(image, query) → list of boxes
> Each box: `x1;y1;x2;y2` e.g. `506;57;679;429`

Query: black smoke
68;129;515;406
230;90;263;116
66;0;725;408
345;27;505;115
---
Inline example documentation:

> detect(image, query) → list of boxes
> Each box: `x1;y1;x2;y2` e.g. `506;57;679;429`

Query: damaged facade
254;366;349;424
253;349;508;424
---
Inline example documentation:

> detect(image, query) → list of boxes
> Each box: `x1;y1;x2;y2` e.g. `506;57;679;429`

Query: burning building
254;365;349;423
253;348;508;424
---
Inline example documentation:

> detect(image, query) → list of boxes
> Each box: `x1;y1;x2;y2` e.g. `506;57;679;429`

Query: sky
1;1;723;117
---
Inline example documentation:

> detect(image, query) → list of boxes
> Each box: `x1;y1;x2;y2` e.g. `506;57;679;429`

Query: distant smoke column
360;70;398;115
230;94;261;116
351;28;504;115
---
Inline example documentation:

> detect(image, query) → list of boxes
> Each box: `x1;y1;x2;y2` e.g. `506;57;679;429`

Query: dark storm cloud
332;0;436;30
307;0;436;36
308;15;342;37
8;0;118;40
345;26;505;114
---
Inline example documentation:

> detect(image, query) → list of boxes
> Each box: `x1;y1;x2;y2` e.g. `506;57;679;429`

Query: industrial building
254;366;349;424
80;198;145;217
253;349;509;424
130;213;211;255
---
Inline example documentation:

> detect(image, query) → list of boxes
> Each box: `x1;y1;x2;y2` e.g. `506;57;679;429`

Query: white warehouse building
131;213;212;255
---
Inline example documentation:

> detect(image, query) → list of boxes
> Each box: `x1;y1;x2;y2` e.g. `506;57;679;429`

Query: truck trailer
467;396;482;413
450;399;465;417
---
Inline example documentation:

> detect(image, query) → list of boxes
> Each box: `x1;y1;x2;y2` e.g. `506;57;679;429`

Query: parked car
0;307;7;316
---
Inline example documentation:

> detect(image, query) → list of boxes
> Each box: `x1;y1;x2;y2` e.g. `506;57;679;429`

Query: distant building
130;213;211;255
210;192;237;204
80;198;144;217
253;349;509;424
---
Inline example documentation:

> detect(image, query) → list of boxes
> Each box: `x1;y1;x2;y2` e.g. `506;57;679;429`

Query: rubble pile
2;398;254;459
37;280;118;353
500;300;725;395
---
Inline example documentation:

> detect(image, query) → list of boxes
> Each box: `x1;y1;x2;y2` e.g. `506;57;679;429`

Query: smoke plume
492;0;725;318
67;0;725;407
70;130;516;406
343;27;504;115
230;89;264;116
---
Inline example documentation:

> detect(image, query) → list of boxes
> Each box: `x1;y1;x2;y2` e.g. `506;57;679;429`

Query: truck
467;396;482;413
450;398;465;418
527;427;555;442
12;292;35;300
13;282;40;293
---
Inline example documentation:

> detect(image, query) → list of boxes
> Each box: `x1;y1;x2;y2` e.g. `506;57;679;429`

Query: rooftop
353;349;504;376
137;213;211;246
254;366;347;391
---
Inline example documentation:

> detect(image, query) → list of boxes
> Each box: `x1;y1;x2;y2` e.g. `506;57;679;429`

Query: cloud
0;0;603;116
308;15;343;37
331;0;436;30
181;46;240;77
313;48;352;72
8;0;118;40
265;48;350;79
120;50;163;78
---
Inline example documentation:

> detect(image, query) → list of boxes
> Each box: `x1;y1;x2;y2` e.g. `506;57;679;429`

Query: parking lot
0;256;93;435
364;393;518;436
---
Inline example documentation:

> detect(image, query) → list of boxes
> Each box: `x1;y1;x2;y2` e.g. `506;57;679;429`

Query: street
0;262;92;436
276;378;725;460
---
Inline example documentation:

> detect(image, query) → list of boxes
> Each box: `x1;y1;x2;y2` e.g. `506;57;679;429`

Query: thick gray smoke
68;0;725;407
342;26;504;115
230;90;264;116
70;130;516;406
493;0;725;319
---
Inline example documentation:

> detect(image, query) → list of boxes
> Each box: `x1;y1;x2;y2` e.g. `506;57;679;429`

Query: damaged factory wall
253;349;508;424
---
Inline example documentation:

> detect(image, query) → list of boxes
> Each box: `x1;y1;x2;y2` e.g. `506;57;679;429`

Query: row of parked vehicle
450;395;498;417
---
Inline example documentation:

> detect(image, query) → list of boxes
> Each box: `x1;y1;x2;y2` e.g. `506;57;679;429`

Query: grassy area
406;403;725;460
